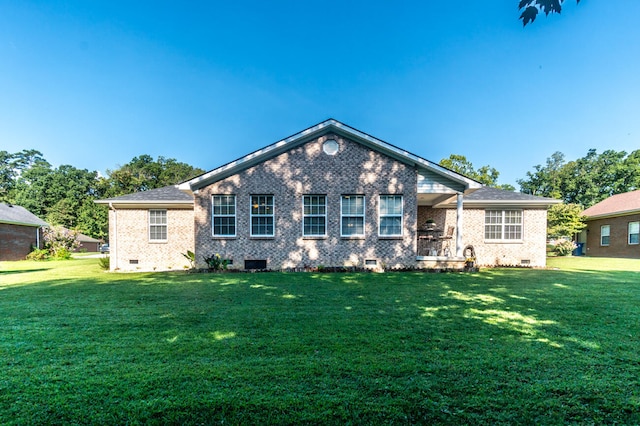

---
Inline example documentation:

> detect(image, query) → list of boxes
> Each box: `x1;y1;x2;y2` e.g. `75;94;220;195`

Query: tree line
0;150;204;241
2;147;638;242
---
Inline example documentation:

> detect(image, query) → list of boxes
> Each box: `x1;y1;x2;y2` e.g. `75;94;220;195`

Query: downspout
456;193;464;258
36;226;41;249
109;202;117;270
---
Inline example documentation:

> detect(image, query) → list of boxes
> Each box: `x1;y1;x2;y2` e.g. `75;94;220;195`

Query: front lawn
1;258;639;424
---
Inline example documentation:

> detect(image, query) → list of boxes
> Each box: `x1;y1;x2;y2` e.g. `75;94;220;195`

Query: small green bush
52;247;72;260
26;248;49;261
97;256;110;270
203;253;228;271
552;239;576;256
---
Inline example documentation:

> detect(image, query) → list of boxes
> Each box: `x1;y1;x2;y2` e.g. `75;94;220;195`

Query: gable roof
582;190;640;219
435;186;560;209
0;203;48;227
179;119;483;193
95;185;194;208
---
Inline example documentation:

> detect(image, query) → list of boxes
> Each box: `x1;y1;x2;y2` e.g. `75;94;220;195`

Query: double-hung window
629;222;639;245
379;195;403;236
149;209;167;241
212;195;236;237
485;210;522;241
303;195;326;236
341;195;365;237
251;195;274;237
600;225;610;246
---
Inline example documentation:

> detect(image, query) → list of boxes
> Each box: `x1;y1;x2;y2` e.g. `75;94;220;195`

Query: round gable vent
323;139;339;155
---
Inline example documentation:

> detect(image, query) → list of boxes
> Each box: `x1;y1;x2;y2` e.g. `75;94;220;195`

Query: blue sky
2;1;639;188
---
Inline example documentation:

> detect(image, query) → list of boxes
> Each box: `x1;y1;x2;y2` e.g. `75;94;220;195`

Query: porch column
456;193;464;257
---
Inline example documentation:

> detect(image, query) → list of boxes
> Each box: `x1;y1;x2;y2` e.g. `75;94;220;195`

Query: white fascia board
184;121;333;191
94;200;193;209
328;121;482;190
184;119;482;191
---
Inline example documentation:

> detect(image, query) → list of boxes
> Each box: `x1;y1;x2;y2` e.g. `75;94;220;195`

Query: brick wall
585;214;640;258
109;208;194;271
0;223;41;261
418;206;549;267
194;134;418;270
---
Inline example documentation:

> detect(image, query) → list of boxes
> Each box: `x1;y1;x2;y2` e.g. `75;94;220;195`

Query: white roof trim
181;119;483;192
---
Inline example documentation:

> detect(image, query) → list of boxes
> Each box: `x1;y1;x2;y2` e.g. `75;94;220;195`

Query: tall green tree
517;151;565;199
547;203;586;239
0;149;48;202
439;154;515;191
104;155;204;197
519;149;640;208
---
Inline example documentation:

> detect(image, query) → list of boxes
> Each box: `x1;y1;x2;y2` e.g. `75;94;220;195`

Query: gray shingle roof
465;187;558;202
98;185;193;203
0;203;48;227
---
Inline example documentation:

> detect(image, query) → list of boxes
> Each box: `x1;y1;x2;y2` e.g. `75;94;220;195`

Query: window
149;210;167;241
484;210;522;241
303;195;326;236
629;222;639;245
341;195;365;236
379;195;403;236
251;195;274;237
212;195;236;237
600;225;610;246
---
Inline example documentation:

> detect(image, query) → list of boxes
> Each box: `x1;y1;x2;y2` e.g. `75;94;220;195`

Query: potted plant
424;219;436;230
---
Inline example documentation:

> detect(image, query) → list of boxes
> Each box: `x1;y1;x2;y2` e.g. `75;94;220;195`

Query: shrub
551;239;577;256
43;226;79;259
98;256;110;270
26;248;49;261
204;253;228;271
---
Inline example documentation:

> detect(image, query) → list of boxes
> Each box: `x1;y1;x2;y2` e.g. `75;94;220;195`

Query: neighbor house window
600;225;610;246
379;195;403;236
629;222;639;245
341;195;365;236
212;195;236;237
149;209;167;241
303;195;326;236
251;195;274;237
485;210;522;241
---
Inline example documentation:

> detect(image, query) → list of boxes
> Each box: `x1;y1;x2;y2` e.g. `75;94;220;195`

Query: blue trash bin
572;242;584;256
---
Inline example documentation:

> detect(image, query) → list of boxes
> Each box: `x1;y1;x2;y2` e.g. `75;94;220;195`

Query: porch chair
438;226;455;256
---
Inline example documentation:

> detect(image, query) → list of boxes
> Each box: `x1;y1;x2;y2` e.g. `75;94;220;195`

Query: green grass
1;258;639;424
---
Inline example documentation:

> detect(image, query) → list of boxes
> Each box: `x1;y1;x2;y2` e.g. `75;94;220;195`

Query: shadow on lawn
0;268;50;275
2;268;635;356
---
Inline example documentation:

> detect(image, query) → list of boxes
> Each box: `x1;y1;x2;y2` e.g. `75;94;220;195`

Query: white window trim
149;209;167;242
250;195;275;237
302;195;327;237
628;222;639;245
484;210;523;242
212;195;236;237
341;195;365;237
378;195;404;237
601;224;610;246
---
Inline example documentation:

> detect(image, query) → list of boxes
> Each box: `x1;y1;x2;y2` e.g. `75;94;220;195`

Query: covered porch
414;168;481;268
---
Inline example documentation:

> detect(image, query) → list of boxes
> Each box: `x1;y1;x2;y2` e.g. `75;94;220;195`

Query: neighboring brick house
581;190;640;258
97;119;558;271
0;203;48;261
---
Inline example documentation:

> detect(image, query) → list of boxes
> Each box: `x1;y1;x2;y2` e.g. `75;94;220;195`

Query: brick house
0;203;48;261
97;119;558;271
581;190;640;258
